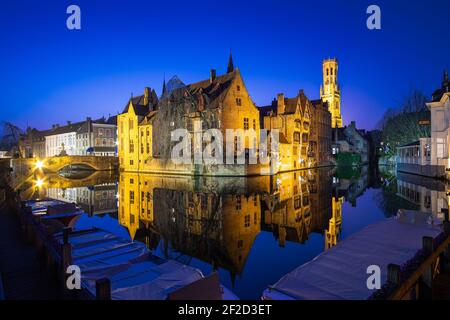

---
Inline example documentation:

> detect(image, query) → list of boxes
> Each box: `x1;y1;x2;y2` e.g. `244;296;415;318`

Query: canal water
17;165;449;299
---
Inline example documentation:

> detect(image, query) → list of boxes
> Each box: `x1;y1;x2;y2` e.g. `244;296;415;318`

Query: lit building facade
260;90;312;171
118;56;335;176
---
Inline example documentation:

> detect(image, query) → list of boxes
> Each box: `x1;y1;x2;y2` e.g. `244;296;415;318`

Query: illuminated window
244;215;250;227
236;195;242;210
244;118;249;130
129;140;134;153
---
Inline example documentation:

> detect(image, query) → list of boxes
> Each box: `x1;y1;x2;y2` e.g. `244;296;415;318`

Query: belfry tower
320;58;342;128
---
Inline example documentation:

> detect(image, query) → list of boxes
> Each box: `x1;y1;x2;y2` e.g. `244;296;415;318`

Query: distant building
45;122;83;157
320;58;342;128
21;116;117;158
333;121;369;164
76;116;117;156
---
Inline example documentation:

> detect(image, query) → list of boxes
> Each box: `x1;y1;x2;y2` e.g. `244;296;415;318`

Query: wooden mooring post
96;278;111;300
418;236;434;299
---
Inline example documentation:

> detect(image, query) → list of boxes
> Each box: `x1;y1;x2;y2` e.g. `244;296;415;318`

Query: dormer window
236;98;242;106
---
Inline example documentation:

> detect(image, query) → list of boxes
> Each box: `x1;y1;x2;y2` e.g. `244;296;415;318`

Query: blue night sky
0;0;449;131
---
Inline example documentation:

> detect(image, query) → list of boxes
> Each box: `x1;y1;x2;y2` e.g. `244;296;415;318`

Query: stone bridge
12;156;119;175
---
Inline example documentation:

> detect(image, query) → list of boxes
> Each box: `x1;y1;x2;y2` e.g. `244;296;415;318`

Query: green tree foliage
381;111;430;155
376;89;430;156
336;152;361;167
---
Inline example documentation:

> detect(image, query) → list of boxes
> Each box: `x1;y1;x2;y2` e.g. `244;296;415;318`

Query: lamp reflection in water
35;178;44;188
35;160;44;170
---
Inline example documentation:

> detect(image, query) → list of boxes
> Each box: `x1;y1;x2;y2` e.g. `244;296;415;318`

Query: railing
371;212;450;300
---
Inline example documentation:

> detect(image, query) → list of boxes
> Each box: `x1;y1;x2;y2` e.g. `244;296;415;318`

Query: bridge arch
41;156;118;173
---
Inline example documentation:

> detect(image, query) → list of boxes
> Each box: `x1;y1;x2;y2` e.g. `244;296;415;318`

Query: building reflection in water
117;168;344;280
396;172;449;221
21;163;450;297
39;171;119;216
46;184;117;216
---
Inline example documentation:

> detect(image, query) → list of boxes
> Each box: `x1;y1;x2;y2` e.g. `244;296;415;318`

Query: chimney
210;69;216;83
144;87;150;105
86;117;92;122
277;93;285;114
67;121;71;126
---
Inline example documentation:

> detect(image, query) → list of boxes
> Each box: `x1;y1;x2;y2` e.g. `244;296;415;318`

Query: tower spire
227;51;234;73
162;74;167;96
443;69;449;84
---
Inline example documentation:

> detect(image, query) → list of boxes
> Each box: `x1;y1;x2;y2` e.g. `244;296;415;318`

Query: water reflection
21;165;450;298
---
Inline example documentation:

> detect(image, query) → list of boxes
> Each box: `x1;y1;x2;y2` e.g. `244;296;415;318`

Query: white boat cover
264;210;442;300
60;228;204;300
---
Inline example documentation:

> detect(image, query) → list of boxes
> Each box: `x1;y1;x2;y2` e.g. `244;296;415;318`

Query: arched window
326;68;329;76
330;68;333;76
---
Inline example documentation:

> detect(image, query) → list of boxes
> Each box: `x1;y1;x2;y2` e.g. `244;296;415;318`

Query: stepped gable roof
260;91;310;116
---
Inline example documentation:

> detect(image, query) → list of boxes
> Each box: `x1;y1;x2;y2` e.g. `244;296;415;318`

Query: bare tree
0;121;23;149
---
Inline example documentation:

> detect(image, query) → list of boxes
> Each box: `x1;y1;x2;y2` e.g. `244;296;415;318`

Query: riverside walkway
0;202;58;299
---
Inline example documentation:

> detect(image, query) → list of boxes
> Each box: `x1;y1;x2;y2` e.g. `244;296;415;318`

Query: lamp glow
35;160;44;169
35;178;44;188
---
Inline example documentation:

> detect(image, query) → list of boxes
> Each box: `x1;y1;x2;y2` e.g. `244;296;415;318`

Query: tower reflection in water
25;164;449;298
117;168;343;278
